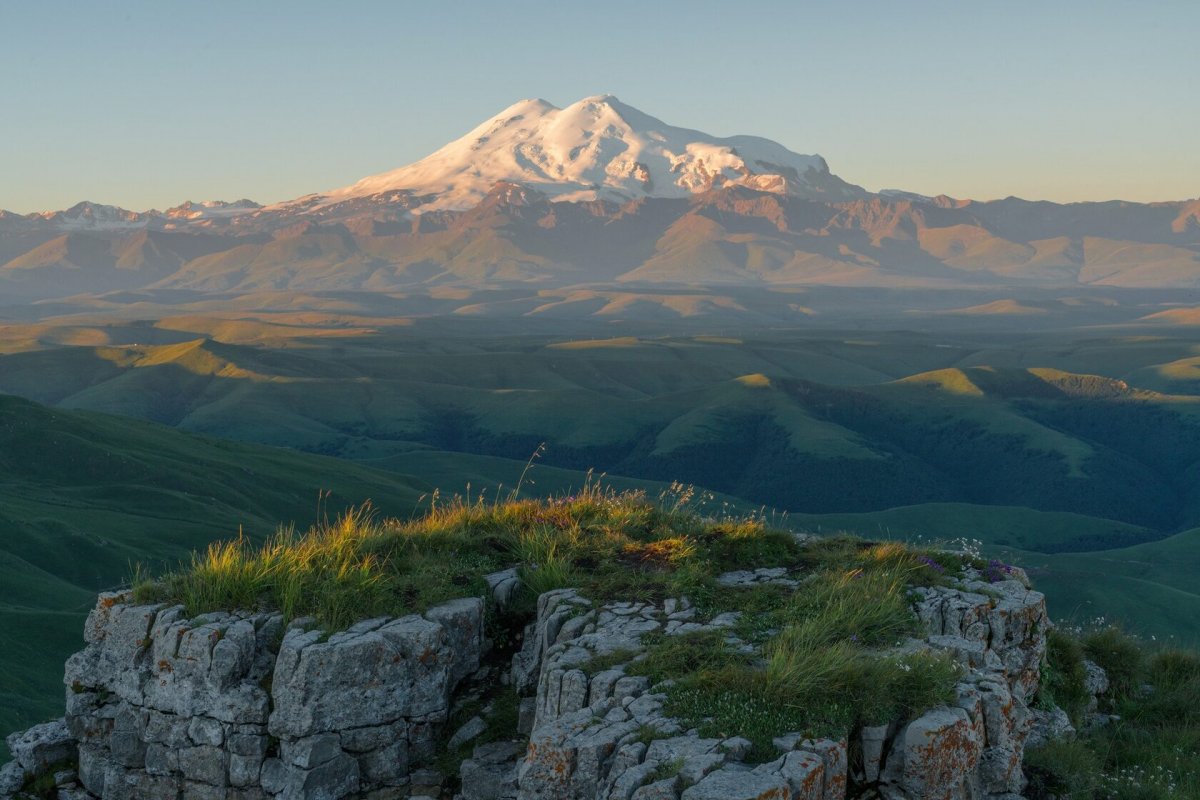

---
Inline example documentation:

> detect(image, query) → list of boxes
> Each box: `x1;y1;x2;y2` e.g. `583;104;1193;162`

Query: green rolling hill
0;393;431;742
4;328;1200;534
4;317;1200;747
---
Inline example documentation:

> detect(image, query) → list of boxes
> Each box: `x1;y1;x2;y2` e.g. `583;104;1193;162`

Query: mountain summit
296;94;866;212
3;95;1199;297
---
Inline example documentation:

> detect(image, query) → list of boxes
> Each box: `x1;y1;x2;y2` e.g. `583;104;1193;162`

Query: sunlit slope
811;367;1200;529
5;334;1200;528
789;503;1200;643
0;393;430;739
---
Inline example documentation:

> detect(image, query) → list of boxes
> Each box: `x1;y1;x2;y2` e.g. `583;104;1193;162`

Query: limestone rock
425;598;486;689
448;716;488;751
631;776;680;800
459;741;522;800
681;769;791;800
12;540;1052;800
1083;659;1109;697
485;568;521;608
778;751;825;799
1026;707;1075;750
6;718;76;774
0;761;26;796
881;706;983;800
271;617;435;737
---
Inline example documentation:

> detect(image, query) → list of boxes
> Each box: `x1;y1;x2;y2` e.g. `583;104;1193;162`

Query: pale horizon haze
1;0;1196;213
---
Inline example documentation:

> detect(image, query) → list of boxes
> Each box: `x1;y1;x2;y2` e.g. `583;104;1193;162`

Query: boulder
6;718;76;774
460;741;522;800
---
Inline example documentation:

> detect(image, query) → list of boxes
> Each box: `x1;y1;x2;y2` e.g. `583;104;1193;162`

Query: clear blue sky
1;0;1195;212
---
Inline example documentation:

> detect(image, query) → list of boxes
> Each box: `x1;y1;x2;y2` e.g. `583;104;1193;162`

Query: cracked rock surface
3;563;1052;800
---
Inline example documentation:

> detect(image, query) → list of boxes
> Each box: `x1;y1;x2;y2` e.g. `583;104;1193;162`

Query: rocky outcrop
4;566;1052;800
2;591;483;799
489;570;1048;800
496;589;850;800
1;721;77;795
880;574;1048;800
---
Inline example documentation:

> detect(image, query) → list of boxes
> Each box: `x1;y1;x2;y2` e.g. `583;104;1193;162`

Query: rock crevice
4;568;1052;800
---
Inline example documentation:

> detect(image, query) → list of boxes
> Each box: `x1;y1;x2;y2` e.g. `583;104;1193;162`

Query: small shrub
1038;628;1090;725
580;648;639;676
1133;648;1200;728
860;651;961;725
694;523;799;571
662;674;821;763
1146;648;1200;692
20;758;77;799
1084;626;1144;697
1027;629;1200;800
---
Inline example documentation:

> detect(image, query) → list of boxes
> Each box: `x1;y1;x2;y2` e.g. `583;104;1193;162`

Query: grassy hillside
790;503;1155;554
789;504;1200;644
5;330;1200;537
3;315;1200;721
1009;529;1200;645
0;393;431;743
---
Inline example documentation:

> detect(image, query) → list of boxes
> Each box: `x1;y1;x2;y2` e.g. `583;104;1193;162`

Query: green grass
0;392;429;751
134;484;969;765
1026;628;1200;799
1036;628;1091;726
584;538;969;761
133;480;796;629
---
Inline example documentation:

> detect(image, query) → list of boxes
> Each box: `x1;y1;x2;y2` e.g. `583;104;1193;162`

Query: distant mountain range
2;95;1198;298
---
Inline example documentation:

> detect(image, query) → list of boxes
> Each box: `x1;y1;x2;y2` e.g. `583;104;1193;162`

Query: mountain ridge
2;96;1198;297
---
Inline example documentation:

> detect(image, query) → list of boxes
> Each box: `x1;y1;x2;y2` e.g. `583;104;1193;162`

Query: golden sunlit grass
133;479;796;630
131;478;988;758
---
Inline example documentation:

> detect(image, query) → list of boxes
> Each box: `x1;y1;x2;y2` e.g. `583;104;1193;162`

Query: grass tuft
1027;626;1200;800
131;481;789;629
1036;628;1090;726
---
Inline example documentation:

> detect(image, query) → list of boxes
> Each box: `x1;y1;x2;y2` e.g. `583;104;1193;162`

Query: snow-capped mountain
35;201;152;231
287;95;865;213
0;200;264;233
162;199;262;221
8;95;864;227
3;95;1198;299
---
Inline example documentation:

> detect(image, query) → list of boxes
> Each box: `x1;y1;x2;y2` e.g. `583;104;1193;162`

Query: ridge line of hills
3;95;1198;299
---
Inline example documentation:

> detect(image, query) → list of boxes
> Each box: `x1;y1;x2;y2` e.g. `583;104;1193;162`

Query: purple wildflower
918;555;946;575
985;559;1015;583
